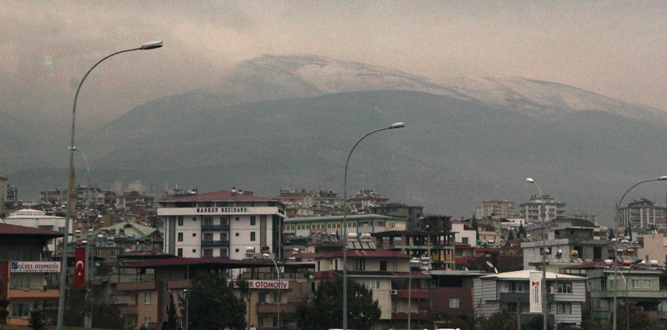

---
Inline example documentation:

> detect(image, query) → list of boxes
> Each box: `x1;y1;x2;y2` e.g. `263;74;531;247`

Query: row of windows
177;248;229;257
177;216;244;226
177;231;254;241
287;221;395;230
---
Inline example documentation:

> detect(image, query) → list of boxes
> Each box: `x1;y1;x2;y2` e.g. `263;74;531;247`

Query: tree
476;310;517;330
92;302;126;329
608;230;615;240
179;271;246;330
616;302;652;330
295;278;381;330
508;230;515;240
29;302;46;330
518;223;526;238
165;294;178;330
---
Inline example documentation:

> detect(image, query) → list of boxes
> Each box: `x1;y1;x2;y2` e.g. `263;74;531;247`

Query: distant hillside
6;55;667;226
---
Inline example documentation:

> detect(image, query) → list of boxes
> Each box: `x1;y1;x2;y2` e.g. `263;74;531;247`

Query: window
221;232;228;240
178;217;184;226
557;303;572;314
220;248;228;257
203;249;213;257
394;301;405;311
235;233;239;237
251;232;256;241
251;216;256;225
557;282;572;294
192;249;196;253
144;317;151;327
353;259;365;271
220;217;229;225
203;217;213;226
449;298;460;308
95;250;101;257
192;217;197;221
203;233;213;241
111;250;118;257
11;276;30;290
177;248;183;257
258;317;264;327
259;292;266;303
178;232;183;242
192;233;196;237
631;279;640;289
644;279;653;288
364;281;380;290
11;303;29;317
601;279;607;291
380;261;387;271
144;292;152;304
273;316;278;327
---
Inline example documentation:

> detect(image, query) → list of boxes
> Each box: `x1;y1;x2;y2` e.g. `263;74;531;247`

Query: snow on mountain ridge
227;54;665;122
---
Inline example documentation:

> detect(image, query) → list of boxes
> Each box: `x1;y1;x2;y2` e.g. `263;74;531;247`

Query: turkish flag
74;247;86;289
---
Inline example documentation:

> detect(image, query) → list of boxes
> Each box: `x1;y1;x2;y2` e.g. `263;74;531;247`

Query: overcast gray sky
4;1;667;131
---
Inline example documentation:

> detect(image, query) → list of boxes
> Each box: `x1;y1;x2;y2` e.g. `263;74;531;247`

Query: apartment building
2;208;72;256
475;200;516;219
617;197;666;229
473;270;586;327
0;223;63;326
313;244;430;329
369;203;424;230
158;188;286;260
519;195;566;224
283;214;406;238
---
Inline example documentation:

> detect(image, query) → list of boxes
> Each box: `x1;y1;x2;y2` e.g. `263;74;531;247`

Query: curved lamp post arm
342;122;404;330
58;41;163;330
617;176;667;220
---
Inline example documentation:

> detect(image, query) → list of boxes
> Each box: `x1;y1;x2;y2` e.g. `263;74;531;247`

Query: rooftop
159;189;274;203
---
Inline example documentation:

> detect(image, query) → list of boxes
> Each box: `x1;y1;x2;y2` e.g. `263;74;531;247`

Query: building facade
2;209;71;256
519;195;566;224
158;189;286;260
473;270;586;327
617;198;666;229
475;200;516;219
283;214;407;238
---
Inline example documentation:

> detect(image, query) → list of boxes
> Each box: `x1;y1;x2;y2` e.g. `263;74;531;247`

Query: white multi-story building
157;188;286;260
1;209;71;255
617;198;666;229
475;200;516;219
519;195;566;224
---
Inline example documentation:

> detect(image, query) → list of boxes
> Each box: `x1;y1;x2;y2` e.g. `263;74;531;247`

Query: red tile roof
313;248;410;259
159;190;274;202
0;223;64;237
122;257;276;269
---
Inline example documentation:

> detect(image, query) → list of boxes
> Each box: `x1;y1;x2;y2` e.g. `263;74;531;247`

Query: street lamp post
612;175;667;330
70;147;94;328
263;253;280;329
57;41;163;330
342;122;405;330
526;178;547;330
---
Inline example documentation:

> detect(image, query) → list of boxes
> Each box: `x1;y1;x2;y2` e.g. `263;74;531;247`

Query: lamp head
262;253;270;258
141;41;163;50
389;122;405;129
526;178;534;184
658;175;667;181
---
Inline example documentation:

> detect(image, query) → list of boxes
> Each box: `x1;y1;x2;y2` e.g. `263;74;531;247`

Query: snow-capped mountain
221;54;666;122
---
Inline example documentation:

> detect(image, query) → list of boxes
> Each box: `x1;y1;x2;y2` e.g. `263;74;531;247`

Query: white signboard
232;280;288;290
529;271;542;313
11;261;61;273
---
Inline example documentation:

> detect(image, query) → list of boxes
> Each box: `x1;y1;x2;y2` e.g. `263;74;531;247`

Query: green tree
508;230;515;240
179;271;246;330
166;294;178;330
608;230;615;240
29;302;46;330
518;223;526;238
295;278;381;330
92;303;126;329
616;302;652;330
476;310;517;330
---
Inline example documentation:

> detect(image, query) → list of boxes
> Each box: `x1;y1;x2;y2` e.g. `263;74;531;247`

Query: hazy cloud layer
3;1;667;132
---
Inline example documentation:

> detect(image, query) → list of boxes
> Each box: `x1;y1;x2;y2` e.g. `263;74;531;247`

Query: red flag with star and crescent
74;247;86;289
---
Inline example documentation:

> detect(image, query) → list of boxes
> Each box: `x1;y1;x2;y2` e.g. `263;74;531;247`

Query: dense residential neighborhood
1;176;667;330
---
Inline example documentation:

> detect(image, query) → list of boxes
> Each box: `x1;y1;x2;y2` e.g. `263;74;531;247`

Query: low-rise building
284;214;406;238
0;223;63;326
473;270;586;327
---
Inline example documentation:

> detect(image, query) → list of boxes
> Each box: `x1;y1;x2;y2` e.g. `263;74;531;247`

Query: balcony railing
202;224;230;230
201;240;230;246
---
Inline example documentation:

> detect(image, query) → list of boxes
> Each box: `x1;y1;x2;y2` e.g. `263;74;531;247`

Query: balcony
8;287;60;300
499;292;529;303
391;311;429;320
202;224;230;230
395;289;429;299
201;240;230;246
